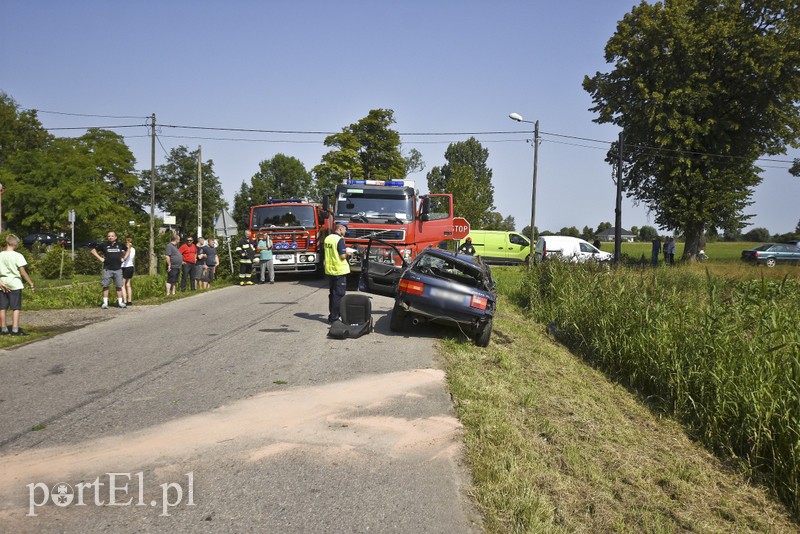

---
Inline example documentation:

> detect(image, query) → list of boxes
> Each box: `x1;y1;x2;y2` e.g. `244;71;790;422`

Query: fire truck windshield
251;205;316;229
335;192;414;223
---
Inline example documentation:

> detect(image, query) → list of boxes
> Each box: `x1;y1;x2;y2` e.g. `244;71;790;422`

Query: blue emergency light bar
344;179;413;187
266;198;303;204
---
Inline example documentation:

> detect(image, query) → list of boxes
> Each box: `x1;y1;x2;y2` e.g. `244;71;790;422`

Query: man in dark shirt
91;230;129;309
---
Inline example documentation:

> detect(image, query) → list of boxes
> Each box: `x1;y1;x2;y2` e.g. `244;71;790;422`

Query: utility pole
614;130;624;264
149;113;156;276
197;145;203;238
529;120;539;267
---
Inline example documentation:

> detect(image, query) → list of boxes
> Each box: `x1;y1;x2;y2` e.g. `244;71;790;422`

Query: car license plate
429;287;468;304
276;254;293;262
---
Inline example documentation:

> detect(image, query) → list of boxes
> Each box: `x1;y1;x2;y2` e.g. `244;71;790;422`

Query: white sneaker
118;302;127;308
101;302;108;309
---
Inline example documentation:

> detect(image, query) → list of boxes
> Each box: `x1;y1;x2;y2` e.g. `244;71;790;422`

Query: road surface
0;277;481;533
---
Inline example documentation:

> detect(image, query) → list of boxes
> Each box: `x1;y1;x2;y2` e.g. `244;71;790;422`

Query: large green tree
232;154;312;228
0;93;51;168
584;0;800;261
426;137;495;229
145;146;226;237
313;109;419;199
2;128;139;240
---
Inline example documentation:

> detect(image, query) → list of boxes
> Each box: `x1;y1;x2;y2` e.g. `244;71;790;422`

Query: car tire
390;302;406;332
474;318;493;347
766;258;776;268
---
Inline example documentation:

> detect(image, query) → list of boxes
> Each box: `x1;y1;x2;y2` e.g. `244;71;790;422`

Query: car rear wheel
390;302;406;332
766;258;776;268
474;318;493;347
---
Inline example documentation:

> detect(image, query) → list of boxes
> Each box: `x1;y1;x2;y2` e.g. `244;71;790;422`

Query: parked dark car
21;233;71;250
741;243;800;267
360;239;497;346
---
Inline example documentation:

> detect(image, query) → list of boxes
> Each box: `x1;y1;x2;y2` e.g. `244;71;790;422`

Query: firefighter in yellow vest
324;223;351;323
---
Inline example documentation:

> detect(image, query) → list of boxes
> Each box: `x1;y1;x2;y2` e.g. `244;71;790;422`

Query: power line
44;124;146;131
24;108;148;120
21;112;798;166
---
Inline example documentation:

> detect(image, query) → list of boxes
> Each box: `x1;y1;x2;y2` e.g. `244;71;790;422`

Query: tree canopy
584;0;800;260
1;93;143;240
232;154;312;228
145;146;226;237
426;137;495;229
313;109;418;199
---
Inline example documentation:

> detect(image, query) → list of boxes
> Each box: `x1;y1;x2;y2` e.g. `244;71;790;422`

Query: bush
36;245;75;279
74;249;101;275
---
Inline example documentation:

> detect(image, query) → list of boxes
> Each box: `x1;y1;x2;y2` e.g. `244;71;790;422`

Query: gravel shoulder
23;306;137;332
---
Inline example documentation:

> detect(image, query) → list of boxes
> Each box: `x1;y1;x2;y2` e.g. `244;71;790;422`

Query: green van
465;230;531;264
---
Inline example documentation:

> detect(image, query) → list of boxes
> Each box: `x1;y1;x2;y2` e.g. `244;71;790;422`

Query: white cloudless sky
2;1;798;235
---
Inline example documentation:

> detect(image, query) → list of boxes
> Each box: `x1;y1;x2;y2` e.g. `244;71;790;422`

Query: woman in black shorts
121;236;135;305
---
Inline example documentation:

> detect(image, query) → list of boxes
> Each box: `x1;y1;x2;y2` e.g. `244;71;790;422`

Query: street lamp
509;112;539;266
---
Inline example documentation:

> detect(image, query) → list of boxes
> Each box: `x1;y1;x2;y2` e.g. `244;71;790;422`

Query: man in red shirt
178;236;198;291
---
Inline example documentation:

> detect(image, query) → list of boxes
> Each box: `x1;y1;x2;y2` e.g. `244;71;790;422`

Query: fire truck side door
418;194;455;240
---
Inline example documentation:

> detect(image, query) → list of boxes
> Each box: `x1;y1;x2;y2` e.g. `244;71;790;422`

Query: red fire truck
326;179;456;293
248;199;332;275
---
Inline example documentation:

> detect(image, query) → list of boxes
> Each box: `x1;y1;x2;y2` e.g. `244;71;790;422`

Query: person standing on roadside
257;232;275;284
91;230;129;309
204;237;220;287
236;230;256;286
178;236;198;291
165;233;182;296
651;236;661;266
194;236;208;289
324;223;351;324
667;237;677;266
0;234;35;335
121;235;135;306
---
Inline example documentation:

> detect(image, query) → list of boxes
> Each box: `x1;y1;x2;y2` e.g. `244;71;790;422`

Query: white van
534;236;612;264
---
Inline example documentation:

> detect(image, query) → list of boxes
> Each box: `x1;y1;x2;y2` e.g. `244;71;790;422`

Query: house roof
596;227;635;237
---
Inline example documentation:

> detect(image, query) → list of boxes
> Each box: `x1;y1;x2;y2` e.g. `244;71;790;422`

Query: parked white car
534;236;613;264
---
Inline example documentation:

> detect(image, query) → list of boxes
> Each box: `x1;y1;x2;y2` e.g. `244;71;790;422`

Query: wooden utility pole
197;145;203;238
614;131;624;264
149;113;156;275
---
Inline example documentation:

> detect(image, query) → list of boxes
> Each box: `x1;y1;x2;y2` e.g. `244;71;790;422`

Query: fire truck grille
347;228;406;241
264;230;312;251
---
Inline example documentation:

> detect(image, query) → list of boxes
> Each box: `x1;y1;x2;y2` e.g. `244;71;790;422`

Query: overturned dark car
359;240;497;347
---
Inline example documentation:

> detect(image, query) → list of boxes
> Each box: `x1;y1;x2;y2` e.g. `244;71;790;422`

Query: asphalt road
0;277;482;533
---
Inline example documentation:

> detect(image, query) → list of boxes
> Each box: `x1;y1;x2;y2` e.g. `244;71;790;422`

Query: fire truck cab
248;199;332;275
327;179;455;294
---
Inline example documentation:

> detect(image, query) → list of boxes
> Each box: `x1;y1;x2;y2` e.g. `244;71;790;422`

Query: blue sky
3;1;798;235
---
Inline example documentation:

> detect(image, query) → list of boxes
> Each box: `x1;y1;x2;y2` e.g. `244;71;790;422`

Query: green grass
615;240;764;262
438;264;800;532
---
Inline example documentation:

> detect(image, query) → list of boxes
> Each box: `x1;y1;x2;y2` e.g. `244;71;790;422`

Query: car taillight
399;279;424;295
470;295;488;310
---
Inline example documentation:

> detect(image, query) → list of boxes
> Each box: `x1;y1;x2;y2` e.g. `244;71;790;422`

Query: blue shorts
0;289;22;311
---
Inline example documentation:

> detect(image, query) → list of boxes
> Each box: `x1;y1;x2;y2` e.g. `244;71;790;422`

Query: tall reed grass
511;262;800;518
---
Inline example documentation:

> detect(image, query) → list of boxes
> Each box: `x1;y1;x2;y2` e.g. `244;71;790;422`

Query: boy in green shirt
0;234;35;335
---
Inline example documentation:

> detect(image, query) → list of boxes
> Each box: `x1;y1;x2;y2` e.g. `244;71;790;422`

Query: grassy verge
439;265;798;532
24;274;226;310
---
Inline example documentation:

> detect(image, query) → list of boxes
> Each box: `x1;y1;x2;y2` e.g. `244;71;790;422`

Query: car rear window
413;253;486;289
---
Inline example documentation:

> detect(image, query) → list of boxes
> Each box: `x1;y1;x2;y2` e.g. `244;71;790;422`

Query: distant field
610;240;762;261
